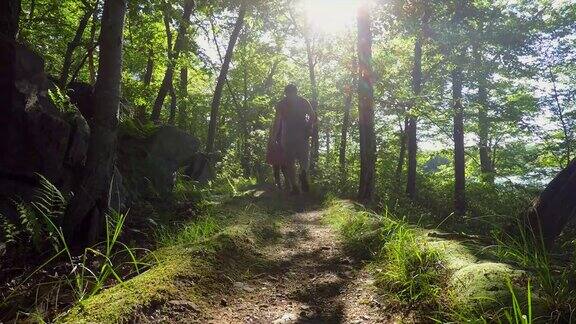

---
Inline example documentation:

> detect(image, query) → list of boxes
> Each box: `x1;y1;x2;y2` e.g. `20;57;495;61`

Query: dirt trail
202;207;391;324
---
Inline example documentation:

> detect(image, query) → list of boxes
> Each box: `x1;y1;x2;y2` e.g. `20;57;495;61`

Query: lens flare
300;0;360;34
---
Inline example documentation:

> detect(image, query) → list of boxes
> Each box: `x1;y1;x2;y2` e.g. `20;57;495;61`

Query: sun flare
300;0;361;34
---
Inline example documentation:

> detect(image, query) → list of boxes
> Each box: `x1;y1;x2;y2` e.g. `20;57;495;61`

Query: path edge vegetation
58;192;285;323
322;199;538;322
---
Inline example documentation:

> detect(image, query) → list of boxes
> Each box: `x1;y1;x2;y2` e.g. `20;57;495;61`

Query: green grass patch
374;226;444;307
58;197;283;323
323;199;399;259
324;199;539;322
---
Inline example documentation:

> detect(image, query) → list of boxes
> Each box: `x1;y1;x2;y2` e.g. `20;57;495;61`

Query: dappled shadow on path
201;192;389;323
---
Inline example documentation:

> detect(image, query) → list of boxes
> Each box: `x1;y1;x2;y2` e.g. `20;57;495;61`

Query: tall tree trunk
452;62;466;215
177;66;188;128
205;4;246;153
240;58;250;177
59;4;94;88
168;81;177;125
396;117;408;185
87;0;99;85
65;0;127;245
150;0;194;122
452;2;466;216
339;87;352;185
406;34;422;198
474;45;493;184
143;49;154;86
526;158;576;247
0;0;20;105
304;36;320;173
356;4;376;201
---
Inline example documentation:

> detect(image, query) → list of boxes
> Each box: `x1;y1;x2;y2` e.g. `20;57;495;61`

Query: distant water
495;168;557;187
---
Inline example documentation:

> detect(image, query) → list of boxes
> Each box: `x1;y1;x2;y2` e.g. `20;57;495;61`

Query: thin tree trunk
28;0;35;20
326;130;330;157
396;117;408;185
177;66;188;128
59;3;94;88
65;0;127;245
304;36;320;173
150;0;194;122
205;4;246;153
240;57;250;177
339;87;352;185
87;1;99;85
550;68;573;167
356;4;376;201
453;64;466;215
406;34;422;198
474;45;493;183
261;59;280;93
143;49;154;86
168;81;177;125
452;2;466;216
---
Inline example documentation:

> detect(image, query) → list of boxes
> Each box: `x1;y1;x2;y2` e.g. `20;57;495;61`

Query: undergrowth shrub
0;175;154;320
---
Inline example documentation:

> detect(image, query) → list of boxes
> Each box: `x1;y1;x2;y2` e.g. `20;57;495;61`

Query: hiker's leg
285;161;299;194
273;165;281;189
298;142;310;192
281;166;289;190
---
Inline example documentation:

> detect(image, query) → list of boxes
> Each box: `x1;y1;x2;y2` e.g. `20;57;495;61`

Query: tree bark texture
0;0;21;106
356;4;376;201
177;66;188;128
406;34;422;199
205;4;246;153
526;158;576;247
452;62;466;215
65;0;127;245
304;36;320;173
396;117;408;185
339;85;352;186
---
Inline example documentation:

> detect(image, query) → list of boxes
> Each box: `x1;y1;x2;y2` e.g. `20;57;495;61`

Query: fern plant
1;174;67;253
2;175;156;317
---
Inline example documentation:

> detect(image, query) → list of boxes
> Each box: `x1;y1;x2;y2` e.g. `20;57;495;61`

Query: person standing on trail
271;84;317;194
266;105;287;189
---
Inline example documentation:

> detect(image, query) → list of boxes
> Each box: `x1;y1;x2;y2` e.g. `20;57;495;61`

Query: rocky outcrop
0;45;89;220
117;124;200;202
0;44;200;219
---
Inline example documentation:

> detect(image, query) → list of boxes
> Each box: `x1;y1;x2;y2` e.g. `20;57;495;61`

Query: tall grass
155;215;221;247
487;220;576;322
0;175;154;320
503;278;532;324
375;226;444;306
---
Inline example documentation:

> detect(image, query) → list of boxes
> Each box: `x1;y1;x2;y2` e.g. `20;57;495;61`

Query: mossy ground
322;198;534;322
58;190;287;323
57;193;536;323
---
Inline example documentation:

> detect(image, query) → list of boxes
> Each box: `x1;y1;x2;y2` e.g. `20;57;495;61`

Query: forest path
201;197;391;323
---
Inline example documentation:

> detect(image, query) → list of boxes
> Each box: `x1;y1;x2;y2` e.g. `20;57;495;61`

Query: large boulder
0;45;89;217
117;124;200;201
